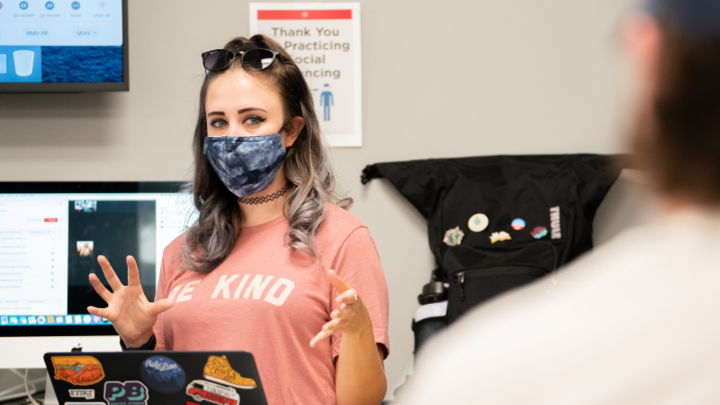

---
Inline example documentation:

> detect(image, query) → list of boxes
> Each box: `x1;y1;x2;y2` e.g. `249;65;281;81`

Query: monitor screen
0;182;197;337
0;0;128;92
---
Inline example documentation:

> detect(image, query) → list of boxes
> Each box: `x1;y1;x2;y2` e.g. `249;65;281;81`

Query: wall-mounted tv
0;0;128;93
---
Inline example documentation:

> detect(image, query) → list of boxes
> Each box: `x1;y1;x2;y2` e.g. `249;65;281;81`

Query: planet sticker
511;218;526;231
140;355;186;394
468;214;489;232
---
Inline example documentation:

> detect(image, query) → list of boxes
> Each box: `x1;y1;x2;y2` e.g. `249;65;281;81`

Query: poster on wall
249;3;362;148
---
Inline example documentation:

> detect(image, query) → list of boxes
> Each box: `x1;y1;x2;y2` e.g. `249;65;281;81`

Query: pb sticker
50;356;105;386
104;381;149;405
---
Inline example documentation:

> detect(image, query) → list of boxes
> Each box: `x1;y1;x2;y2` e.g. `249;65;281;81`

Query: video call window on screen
77;241;93;256
74;200;97;212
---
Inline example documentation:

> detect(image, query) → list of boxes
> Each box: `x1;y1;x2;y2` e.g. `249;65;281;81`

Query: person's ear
624;13;662;103
284;116;305;148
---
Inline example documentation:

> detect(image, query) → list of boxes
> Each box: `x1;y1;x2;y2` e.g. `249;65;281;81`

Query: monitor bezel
0;0;130;93
0;181;187;337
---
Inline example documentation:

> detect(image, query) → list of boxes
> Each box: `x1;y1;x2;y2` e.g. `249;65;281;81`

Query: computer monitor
0;182;197;368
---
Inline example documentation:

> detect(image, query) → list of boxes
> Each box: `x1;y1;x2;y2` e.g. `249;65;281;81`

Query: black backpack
362;154;623;323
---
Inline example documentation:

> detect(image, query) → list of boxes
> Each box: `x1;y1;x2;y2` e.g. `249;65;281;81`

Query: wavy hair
181;35;351;273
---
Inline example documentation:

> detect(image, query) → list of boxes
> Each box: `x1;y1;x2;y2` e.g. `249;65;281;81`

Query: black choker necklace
238;183;293;205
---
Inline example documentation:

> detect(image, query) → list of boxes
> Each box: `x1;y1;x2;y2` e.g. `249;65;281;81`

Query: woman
87;35;389;405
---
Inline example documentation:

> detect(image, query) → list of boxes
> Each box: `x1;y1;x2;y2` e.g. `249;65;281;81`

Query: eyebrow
206;108;267;117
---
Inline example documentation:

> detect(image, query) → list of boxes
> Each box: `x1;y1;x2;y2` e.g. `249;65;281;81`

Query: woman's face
204;68;300;148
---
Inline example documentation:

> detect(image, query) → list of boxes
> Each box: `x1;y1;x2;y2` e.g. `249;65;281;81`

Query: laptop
43;351;268;405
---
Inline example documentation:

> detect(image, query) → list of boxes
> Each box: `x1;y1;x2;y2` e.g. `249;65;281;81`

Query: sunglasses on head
201;48;283;72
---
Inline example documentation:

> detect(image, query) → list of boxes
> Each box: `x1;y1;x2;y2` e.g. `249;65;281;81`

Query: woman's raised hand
87;255;174;348
310;270;374;348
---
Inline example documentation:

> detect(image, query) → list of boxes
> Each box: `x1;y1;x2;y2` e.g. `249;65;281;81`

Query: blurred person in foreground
398;0;720;403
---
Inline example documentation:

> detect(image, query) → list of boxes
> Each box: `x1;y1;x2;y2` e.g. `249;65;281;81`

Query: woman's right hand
87;255;174;348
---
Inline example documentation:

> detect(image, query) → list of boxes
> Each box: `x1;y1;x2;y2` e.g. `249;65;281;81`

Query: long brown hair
632;18;720;203
181;35;350;273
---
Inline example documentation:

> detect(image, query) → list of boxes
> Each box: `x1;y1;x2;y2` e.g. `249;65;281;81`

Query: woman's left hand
310;270;373;347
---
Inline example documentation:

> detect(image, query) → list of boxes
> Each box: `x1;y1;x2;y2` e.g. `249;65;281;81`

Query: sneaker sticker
140;355;186;394
186;379;240;405
530;226;548;239
203;355;257;389
468;214;489;232
69;389;95;399
104;381;149;405
489;231;511;244
511;218;526;231
50;356;105;386
443;227;465;246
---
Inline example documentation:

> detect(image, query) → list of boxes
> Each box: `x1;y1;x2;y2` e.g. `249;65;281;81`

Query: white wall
0;0;640;399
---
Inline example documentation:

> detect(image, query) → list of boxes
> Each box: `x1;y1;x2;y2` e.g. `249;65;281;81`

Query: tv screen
0;0;128;92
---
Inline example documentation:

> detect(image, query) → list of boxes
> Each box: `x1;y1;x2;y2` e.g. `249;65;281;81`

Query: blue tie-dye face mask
203;129;286;198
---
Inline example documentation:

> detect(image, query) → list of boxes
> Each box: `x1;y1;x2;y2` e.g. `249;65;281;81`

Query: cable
0;370;43;403
24;369;42;405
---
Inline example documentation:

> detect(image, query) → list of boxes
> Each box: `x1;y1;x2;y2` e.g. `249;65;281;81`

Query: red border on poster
257;9;352;20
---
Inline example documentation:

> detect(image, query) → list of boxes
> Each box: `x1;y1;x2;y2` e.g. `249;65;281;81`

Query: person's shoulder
321;202;367;236
160;232;188;272
163;232;187;256
315;203;370;254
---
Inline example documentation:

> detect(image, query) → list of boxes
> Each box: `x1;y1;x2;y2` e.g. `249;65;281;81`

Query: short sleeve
330;227;390;360
153;257;168;350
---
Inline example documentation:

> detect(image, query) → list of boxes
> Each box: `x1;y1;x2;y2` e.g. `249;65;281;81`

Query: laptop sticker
50;356;105;386
68;388;95;399
186;380;240;405
104;381;149;405
63;403;105;405
203;355;257;389
140;355;186;393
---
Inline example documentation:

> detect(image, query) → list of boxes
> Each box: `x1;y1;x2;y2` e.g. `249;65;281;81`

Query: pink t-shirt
153;203;390;405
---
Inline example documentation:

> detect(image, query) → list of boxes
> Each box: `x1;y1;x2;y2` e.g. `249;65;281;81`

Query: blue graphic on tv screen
0;46;42;83
71;1;80;9
42;46;122;82
19;1;28;10
45;1;54;10
140;356;186;394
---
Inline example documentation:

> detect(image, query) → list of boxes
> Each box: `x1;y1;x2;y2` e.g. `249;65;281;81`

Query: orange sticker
50;356;105;386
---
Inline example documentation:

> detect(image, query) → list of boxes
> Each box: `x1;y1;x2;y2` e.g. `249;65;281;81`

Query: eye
244;116;266;126
210;119;227;128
